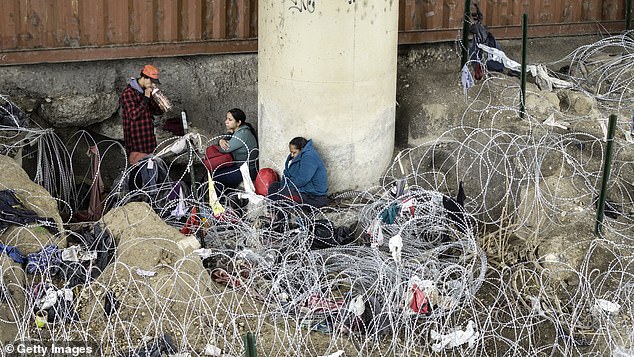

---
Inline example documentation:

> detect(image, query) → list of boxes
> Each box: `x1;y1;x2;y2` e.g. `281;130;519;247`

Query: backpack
113;156;182;214
310;219;356;250
203;145;234;171
254;168;279;196
469;22;504;79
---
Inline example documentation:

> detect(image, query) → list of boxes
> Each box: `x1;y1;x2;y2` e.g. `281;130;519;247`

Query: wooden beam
0;39;257;66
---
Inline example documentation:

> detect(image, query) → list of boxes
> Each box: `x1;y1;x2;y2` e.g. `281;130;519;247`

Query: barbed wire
0;33;634;356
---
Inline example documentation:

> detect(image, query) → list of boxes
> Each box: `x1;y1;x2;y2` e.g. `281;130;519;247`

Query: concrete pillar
258;1;399;193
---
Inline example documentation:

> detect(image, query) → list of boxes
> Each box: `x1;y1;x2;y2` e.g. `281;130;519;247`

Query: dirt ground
2;33;634;356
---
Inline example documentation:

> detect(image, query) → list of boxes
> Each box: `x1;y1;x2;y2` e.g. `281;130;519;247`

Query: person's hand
219;139;230;150
144;87;153;98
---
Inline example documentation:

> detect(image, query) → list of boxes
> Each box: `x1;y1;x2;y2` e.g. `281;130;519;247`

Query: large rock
0;255;27;342
558;90;596;115
0;155;64;254
37;93;119;127
88;114;123;141
78;202;214;354
525;91;561;120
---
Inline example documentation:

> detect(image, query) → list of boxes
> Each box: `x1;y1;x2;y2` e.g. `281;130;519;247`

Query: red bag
473;62;484;81
254;168;279;196
203;145;234;171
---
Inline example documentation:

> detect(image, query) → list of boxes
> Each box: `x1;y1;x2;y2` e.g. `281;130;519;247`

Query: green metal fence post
243;332;257;357
460;0;473;70
519;13;528;119
595;114;618;237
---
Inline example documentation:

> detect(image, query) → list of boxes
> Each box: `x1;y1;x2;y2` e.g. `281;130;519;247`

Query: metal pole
519;13;528;119
595;114;618;237
182;110;197;199
627;0;632;31
243;332;257;357
460;0;473;70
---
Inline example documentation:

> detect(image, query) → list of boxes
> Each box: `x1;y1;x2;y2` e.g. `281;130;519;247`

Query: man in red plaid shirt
119;64;165;164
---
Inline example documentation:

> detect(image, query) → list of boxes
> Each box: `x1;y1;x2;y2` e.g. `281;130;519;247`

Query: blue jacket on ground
283;139;327;196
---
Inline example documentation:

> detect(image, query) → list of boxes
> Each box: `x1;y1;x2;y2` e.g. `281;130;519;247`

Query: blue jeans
267;181;328;208
212;165;243;193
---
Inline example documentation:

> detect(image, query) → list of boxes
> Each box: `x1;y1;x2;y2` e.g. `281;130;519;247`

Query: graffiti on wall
288;0;355;13
289;0;316;13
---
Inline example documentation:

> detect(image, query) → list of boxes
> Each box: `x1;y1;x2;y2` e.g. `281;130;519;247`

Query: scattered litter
203;344;222;356
461;63;475;100
61;245;97;262
193;248;213;259
388;233;403;263
136;268;157;277
595;298;621;314
431;320;479;352
543;114;570;130
612;344;634;357
317;350;344;357
349;296;365;317
178;235;201;252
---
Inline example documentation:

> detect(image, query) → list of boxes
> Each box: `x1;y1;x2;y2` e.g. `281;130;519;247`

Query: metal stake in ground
519;13;528;119
460;0;473;70
243;332;257;357
595;114;617;237
181;110;197;198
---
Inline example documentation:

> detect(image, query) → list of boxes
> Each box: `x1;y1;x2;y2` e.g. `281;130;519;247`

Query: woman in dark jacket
267;137;328;208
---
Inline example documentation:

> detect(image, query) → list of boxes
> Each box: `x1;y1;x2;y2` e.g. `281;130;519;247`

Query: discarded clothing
25;245;61;274
60;223;115;286
442;181;468;232
309;219;356;250
117;333;177;357
477;44;573;90
0;242;25;264
0;190;59;234
380;202;400;224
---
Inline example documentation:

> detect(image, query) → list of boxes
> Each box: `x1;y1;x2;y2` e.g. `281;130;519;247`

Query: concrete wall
0;55;258;140
258;1;399;193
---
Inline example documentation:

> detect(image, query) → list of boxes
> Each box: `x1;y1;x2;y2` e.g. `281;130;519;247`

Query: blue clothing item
267;181;329;208
213;165;244;193
0;243;24;264
283;139;327;196
129;77;144;94
26;245;60;274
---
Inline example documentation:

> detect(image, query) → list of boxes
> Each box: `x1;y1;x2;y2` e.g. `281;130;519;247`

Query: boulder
78;202;213;354
0;255;27;342
558;90;596;115
37;93;119;128
525;91;561;120
0;155;64;254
